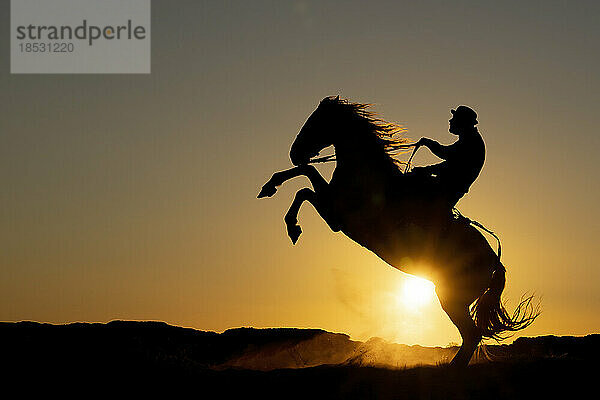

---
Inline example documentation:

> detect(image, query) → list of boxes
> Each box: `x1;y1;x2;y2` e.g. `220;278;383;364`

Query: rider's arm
417;138;452;160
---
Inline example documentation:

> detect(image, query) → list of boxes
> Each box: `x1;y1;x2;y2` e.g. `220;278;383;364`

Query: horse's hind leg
285;187;339;244
438;293;482;368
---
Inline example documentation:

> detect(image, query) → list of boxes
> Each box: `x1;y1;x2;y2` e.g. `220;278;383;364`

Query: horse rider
411;105;485;211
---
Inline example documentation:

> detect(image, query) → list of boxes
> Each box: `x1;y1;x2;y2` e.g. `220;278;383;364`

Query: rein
307;143;420;169
403;144;418;173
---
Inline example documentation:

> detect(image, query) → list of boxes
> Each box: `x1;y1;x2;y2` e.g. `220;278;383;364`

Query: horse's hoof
287;224;302;244
257;184;277;198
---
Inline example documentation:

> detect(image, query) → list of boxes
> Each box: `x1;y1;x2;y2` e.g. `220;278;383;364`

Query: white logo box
11;0;150;74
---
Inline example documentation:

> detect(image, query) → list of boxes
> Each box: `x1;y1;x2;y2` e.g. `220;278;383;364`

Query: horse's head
290;96;344;166
290;96;408;168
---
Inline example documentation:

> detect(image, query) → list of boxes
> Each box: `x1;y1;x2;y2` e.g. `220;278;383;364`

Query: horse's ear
335;95;340;101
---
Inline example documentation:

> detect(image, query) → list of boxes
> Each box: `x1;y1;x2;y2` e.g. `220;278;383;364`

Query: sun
398;276;436;308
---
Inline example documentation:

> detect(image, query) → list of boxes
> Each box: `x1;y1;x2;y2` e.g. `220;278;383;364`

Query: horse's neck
334;135;398;179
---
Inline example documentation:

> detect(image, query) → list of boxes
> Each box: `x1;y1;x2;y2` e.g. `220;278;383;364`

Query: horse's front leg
257;165;327;198
284;187;340;244
284;188;313;243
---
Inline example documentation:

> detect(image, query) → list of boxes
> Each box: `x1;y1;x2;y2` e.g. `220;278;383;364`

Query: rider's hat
451;105;478;125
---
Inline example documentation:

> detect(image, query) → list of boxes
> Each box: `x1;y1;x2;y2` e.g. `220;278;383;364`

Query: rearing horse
258;96;537;367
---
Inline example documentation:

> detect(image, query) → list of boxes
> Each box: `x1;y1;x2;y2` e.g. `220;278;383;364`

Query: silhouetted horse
258;96;537;367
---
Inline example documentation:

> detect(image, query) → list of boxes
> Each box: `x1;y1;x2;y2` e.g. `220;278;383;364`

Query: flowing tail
470;263;540;341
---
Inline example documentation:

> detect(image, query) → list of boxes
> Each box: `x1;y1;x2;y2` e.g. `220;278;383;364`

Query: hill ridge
2;320;598;371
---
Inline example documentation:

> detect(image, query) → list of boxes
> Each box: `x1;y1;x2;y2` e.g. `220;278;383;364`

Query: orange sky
1;1;599;346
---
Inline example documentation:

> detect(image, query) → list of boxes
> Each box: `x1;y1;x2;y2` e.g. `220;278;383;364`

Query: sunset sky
1;1;599;346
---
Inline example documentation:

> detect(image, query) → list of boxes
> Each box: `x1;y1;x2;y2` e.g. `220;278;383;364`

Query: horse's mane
321;96;411;168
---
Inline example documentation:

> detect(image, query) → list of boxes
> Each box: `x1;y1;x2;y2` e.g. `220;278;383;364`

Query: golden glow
398;276;436;309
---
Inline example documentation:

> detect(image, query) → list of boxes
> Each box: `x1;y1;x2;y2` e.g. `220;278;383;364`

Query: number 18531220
19;42;74;53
